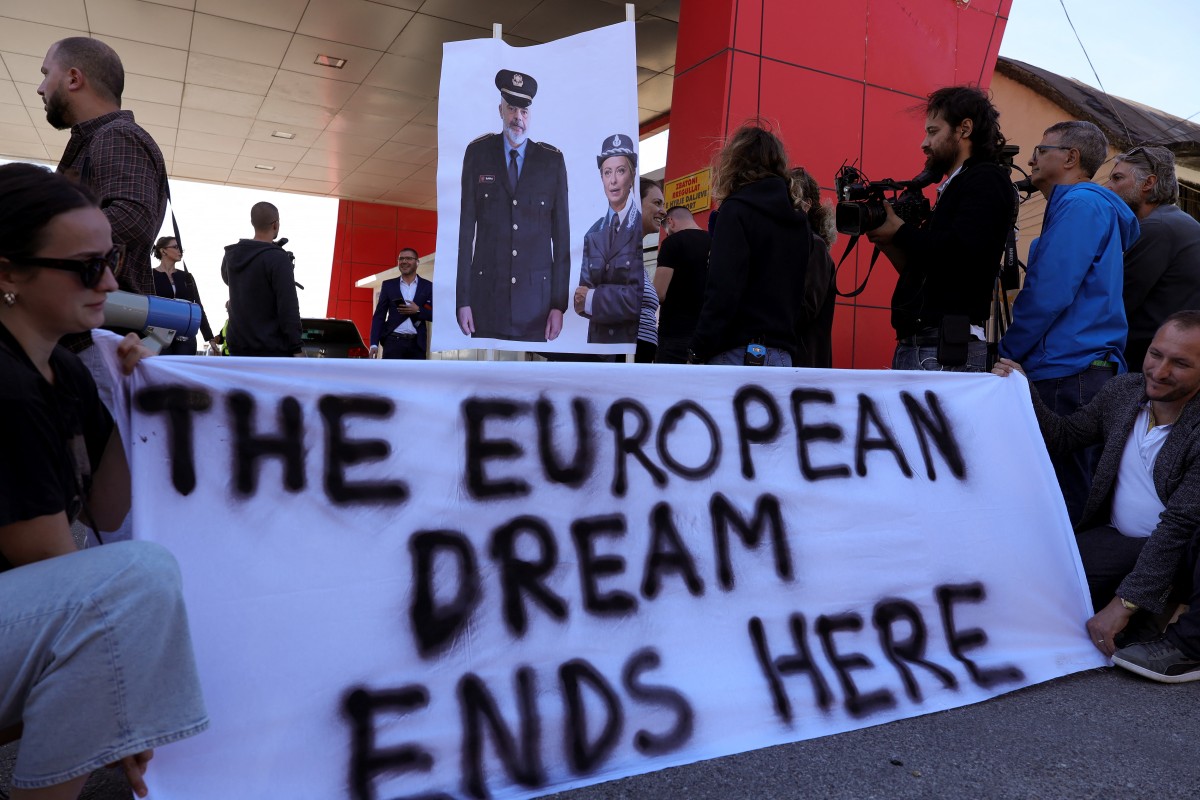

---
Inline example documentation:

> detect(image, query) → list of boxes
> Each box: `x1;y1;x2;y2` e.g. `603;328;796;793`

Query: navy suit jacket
370;275;433;352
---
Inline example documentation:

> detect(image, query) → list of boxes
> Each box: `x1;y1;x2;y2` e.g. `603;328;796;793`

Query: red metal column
668;0;1013;368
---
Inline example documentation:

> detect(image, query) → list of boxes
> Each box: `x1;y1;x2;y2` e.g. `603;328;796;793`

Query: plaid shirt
57;110;168;296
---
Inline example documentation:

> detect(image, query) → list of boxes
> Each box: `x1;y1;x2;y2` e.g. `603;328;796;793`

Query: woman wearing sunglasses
0;163;208;799
152;236;217;355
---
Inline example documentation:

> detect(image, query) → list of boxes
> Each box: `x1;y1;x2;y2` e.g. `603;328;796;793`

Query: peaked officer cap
496;69;537;108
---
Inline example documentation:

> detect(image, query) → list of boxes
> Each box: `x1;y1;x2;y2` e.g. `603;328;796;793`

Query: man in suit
370;247;432;360
993;311;1200;683
456;69;569;342
574;134;643;344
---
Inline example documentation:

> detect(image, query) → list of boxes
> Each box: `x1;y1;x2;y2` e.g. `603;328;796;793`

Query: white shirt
396;276;419;335
1110;403;1170;538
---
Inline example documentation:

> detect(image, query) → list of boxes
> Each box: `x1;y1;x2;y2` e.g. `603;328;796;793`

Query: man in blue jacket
999;120;1140;523
370;248;432;360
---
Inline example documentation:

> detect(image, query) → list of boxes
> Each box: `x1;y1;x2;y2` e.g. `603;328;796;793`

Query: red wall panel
669;0;1009;368
327;199;437;342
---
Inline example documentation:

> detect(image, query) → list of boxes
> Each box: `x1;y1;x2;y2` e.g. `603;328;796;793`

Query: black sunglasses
1125;146;1160;171
11;245;124;288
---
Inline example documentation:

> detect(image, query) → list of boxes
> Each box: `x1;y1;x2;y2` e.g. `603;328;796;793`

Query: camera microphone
1014;178;1035;194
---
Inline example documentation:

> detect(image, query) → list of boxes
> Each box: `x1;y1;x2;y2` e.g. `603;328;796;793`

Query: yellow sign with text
664;168;712;214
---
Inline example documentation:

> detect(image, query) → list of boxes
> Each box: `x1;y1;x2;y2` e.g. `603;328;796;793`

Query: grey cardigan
1030;372;1200;612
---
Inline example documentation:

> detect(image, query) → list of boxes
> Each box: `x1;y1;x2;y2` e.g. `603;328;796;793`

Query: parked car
299;318;369;358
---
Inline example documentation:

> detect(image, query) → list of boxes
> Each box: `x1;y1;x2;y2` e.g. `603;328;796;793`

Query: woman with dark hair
636;178;664;362
689;123;810;366
0;162;208;799
791;166;836;368
152;235;216;355
574;134;644;346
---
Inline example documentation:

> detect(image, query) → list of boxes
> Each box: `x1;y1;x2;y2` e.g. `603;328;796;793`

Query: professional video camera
834;165;938;236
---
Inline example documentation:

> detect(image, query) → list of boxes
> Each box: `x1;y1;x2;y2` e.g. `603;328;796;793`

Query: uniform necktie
610;214;620;247
508;149;519;189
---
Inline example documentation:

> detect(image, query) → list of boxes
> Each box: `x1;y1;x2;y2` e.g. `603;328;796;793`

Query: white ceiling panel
416;0;542;30
172;161;231;182
267;71;358;111
354;157;420;180
239;137;308;162
124;73;184;105
176;127;246;153
278;35;383;85
178;107;254;137
387;13;489;62
233;154;295;175
87;0;193;44
186;53;277;95
372;140;435;165
362;52;440;95
174;146;237;168
0;0;88;29
0;102;30;123
257;96;336;129
0;18;86;58
194;0;307;33
326;109;405;141
297;0;413;52
246;118;324;147
190;13;291;67
124;97;180;126
95;35;189;82
0;1;680;209
227;167;287;189
182;83;263;116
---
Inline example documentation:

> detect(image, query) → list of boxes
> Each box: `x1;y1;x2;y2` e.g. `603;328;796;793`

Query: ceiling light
271;130;296;140
254;164;276;171
314;54;347;69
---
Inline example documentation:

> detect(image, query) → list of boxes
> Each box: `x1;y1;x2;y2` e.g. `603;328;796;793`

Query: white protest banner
126;359;1106;799
432;22;642;356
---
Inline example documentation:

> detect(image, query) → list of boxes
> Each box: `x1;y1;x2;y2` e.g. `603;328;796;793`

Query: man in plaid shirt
39;37;168;299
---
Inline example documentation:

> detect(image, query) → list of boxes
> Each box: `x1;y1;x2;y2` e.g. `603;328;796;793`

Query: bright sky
999;0;1198;122
7;0;1195;331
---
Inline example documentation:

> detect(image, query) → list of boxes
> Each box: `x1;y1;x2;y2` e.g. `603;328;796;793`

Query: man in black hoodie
220;202;303;357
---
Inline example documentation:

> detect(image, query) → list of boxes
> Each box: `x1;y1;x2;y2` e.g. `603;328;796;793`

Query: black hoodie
690;176;810;362
220;238;302;356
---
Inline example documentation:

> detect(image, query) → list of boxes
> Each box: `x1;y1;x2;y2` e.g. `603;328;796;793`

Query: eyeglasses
166;243;183;252
1124;146;1161;171
1032;144;1073;159
397;257;418;263
10;245;124;288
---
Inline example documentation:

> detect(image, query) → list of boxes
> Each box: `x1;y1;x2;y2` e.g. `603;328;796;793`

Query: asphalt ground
3;665;1197;799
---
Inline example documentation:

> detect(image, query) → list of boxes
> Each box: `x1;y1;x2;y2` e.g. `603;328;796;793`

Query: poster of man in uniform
433;21;642;356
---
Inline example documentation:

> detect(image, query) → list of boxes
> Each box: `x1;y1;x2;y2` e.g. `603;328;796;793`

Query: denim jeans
1034;366;1116;525
891;339;989;372
708;346;793;367
0;542;209;789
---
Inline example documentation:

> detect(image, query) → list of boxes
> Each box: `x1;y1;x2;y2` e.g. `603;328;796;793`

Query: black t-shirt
0;321;113;572
656;228;711;338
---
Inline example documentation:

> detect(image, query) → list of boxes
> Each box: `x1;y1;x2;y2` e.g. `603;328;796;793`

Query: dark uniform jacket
579;204;643;344
370;275;433;354
456;133;570;341
890;157;1015;340
1031;372;1200;612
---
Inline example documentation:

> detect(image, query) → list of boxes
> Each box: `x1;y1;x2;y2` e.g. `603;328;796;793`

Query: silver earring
2;291;14;307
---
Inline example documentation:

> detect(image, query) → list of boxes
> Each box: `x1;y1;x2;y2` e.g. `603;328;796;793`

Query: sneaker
1112;637;1200;683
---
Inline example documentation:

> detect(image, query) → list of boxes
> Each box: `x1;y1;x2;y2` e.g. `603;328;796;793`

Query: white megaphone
103;290;203;354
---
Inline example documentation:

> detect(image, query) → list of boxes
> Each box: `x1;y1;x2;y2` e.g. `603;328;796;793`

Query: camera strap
832;234;884;298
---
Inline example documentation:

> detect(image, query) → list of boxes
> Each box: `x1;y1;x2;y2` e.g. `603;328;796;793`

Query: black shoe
1112;637;1200;683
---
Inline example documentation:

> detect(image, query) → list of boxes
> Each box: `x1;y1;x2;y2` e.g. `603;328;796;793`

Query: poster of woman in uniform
432;21;641;356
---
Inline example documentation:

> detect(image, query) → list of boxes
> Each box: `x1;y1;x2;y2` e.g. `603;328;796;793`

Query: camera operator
220;201;304;357
865;85;1014;372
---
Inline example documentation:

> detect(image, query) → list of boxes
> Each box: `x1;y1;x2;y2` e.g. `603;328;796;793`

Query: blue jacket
370;275;433;353
1000;182;1139;380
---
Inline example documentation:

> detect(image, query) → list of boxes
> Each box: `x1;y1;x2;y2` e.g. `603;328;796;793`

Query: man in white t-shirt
993;311;1200;682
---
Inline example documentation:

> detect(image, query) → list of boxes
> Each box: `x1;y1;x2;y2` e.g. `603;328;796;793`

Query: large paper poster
431;22;642;356
123;357;1106;799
